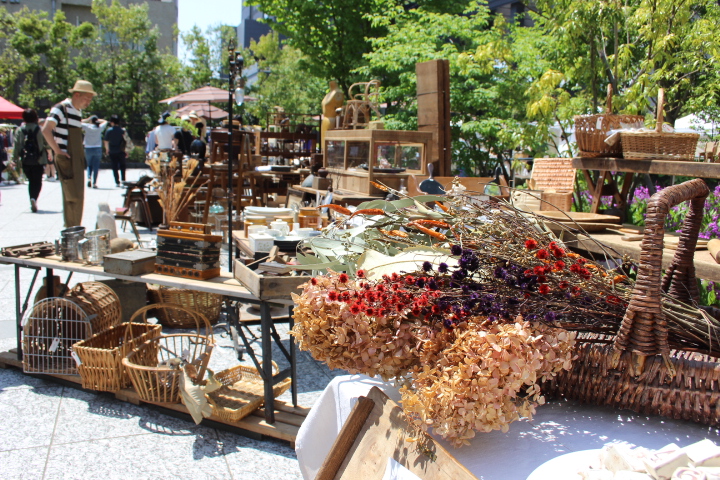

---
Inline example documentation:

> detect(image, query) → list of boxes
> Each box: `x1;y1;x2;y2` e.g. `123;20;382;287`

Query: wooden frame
315;386;477;480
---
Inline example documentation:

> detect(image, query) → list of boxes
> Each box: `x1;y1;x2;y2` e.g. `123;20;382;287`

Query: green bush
127;146;146;163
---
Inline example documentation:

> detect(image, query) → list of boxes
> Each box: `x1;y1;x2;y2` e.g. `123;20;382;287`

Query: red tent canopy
0;96;23;120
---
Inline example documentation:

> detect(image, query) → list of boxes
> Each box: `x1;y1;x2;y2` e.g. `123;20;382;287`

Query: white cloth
153;124;176;150
296;375;717;480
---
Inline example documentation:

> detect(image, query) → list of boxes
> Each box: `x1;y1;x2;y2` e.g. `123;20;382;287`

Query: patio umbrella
175;103;229;120
0;96;24;120
160;86;256;123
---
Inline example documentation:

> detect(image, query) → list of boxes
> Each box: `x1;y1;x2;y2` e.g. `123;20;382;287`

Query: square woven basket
206;362;292;423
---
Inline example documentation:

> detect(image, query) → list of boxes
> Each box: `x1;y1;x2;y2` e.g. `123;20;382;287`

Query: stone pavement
0;169;338;480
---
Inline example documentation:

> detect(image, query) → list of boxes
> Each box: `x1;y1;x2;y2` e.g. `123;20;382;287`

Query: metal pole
227;47;235;273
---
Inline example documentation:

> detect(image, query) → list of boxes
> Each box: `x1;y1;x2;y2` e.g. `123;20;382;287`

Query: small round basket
122;303;214;404
147;285;222;328
65;281;122;333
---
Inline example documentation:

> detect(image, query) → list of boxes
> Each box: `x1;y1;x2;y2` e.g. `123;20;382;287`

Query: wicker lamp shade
65;282;122;333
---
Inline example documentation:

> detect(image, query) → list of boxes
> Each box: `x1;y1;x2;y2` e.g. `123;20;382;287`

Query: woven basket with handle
574;84;645;158
73;314;162;392
147;285;222;328
620;88;700;161
543;179;720;425
122;303;214;404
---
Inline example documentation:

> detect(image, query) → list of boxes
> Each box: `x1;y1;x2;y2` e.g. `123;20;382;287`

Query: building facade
0;0;178;54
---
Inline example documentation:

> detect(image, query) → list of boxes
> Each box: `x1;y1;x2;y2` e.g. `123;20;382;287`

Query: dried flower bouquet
146;154;207;224
291;180;720;446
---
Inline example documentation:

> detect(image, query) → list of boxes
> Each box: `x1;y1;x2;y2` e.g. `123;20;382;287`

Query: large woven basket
122;304;214;404
147;285;222;328
620;88;700;161
544;179;720;425
206;361;291;423
65;282;122;333
574;84;645;158
73;314;162;392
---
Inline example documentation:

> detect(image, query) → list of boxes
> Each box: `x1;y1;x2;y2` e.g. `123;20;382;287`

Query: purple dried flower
438;263;449;273
450;245;462;256
422;261;433;272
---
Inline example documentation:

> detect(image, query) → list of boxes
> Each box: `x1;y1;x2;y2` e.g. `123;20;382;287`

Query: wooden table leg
589;170;610;214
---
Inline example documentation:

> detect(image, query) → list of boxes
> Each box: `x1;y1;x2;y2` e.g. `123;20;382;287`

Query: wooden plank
0;350;305;444
327;387;478;480
416;60;443;94
572;158;720;178
572;232;720;282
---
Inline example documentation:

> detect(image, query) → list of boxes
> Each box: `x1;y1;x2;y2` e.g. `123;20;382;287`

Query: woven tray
574;85;645;158
620;88;699;161
544;179;720;425
207;362;291;423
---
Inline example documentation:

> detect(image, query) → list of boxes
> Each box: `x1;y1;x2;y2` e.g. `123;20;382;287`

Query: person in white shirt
153;112;175;150
81;115;107;188
42;79;96;227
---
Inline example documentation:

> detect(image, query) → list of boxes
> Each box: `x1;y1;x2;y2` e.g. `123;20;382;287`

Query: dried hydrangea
291;272;420;380
400;316;576;447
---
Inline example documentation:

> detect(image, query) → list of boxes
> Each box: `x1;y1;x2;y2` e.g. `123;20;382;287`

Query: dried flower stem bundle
147;156;207;224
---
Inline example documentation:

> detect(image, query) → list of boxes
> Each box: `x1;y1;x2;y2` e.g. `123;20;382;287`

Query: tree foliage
243;33;326;125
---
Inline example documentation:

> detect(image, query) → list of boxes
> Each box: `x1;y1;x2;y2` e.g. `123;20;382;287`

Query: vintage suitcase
103;250;156;276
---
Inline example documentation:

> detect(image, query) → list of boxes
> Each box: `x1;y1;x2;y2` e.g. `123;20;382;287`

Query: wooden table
0;254;297;427
571;157;720;213
569;229;720;282
292;184;383;206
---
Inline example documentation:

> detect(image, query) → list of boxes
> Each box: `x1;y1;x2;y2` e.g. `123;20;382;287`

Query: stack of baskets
147;285;223;328
620;88;700;161
122;304;215;404
543;179;720;425
574;84;645;158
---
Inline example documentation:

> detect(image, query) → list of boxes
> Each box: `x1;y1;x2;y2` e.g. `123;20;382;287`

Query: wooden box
103;250;156;276
233;260;308;301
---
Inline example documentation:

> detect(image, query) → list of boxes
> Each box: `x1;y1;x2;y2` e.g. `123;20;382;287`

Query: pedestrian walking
81;115;107;188
42;79;97;228
103;114;128;187
11;109;49;212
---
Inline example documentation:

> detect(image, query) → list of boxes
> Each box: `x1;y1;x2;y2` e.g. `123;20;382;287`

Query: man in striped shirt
42;80;97;228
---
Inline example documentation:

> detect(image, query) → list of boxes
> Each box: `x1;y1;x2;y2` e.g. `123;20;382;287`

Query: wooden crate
233;260;308;301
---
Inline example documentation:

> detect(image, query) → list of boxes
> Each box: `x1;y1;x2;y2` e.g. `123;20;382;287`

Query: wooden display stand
315;386;477;480
324;129;432;196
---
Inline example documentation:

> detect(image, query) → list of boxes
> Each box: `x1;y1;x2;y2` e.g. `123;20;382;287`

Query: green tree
181;25;213;88
74;0;187;138
246;0;388;91
243;33;326;125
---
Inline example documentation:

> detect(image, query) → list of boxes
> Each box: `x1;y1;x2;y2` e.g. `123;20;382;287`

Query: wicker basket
65;282;122;333
147;285;222;328
543;179;720;426
620;88;700;161
122;304;214;404
207;362;291;422
574;84;645;158
73;315;162;392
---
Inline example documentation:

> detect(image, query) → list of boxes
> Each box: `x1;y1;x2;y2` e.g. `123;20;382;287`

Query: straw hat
68;80;97;96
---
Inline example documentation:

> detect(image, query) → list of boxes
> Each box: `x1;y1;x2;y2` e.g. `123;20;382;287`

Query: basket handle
655;88;665;134
616;178;710;360
124;303;157;342
605;83;613;115
128;302;214;343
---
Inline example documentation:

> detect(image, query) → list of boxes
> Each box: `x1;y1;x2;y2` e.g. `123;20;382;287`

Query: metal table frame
1;254;296;424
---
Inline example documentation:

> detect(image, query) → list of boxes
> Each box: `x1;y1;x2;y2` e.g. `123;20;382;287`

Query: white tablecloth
295;375;719;480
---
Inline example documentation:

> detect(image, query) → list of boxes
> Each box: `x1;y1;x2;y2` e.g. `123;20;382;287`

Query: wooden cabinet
254;131;319;165
324;129;432;195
